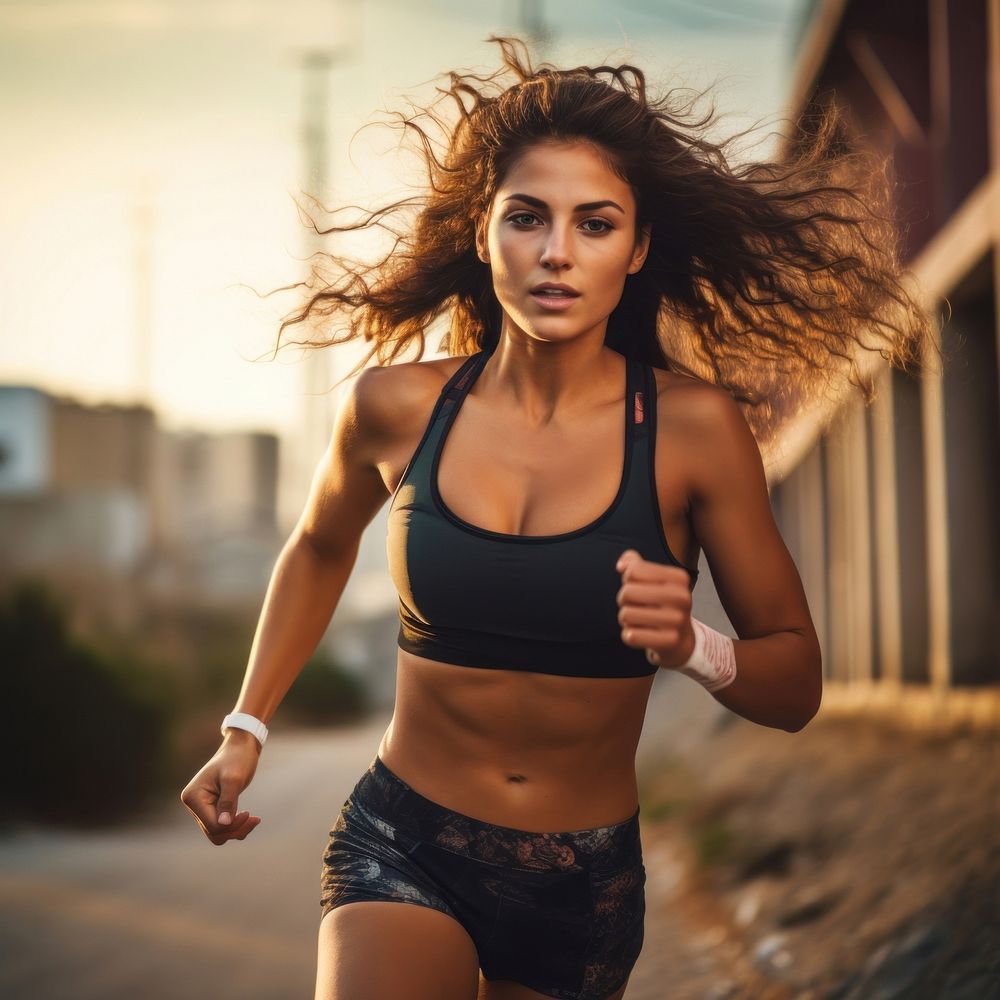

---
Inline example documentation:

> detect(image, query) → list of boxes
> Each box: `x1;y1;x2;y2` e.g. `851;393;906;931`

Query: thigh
317;900;480;1000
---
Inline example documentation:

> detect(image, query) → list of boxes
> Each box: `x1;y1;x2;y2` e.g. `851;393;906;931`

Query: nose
539;225;573;270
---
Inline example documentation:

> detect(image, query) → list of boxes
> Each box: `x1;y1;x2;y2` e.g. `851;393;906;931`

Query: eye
504;212;614;233
507;212;539;227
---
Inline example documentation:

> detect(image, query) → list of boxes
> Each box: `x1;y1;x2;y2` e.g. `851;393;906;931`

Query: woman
181;36;932;1000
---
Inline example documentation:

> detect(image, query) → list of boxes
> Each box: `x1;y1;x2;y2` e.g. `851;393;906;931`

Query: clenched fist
615;548;696;670
180;730;263;846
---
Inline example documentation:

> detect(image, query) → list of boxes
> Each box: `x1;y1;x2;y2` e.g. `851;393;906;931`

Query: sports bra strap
438;352;650;445
631;359;651;440
440;352;485;402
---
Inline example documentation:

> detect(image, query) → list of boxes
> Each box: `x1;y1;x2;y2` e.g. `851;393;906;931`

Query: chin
507;313;592;338
521;327;590;345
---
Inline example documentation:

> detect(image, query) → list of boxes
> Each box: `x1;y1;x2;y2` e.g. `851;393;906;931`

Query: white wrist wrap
221;711;269;747
646;617;737;692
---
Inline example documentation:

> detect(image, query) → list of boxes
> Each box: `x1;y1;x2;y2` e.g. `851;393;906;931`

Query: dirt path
631;672;1000;999
0;713;394;1000
627;819;797;1000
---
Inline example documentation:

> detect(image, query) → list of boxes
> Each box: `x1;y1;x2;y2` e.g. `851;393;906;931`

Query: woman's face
477;139;650;347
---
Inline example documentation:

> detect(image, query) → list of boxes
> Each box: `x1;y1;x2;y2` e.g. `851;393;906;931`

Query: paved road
0;673;742;999
0;712;394;1000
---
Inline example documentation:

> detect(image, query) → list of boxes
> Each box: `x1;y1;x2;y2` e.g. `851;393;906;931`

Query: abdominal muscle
377;648;657;833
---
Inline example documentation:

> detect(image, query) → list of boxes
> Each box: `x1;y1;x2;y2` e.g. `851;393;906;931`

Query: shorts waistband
351;754;642;871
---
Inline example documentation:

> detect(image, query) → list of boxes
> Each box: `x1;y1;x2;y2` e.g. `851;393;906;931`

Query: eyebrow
502;193;626;214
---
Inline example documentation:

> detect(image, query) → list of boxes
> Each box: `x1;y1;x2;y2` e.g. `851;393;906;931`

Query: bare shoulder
295;353;475;558
649;366;759;494
650;365;740;431
351;353;470;443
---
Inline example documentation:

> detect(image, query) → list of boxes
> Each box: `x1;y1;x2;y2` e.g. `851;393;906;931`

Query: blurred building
765;0;999;706
146;425;282;606
0;388;155;598
0;385;283;626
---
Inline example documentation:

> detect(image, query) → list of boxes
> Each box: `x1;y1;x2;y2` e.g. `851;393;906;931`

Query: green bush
0;578;174;828
693;816;738;870
278;649;370;727
0;578;374;828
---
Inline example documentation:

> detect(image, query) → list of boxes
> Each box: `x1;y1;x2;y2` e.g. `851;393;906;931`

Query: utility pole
279;30;358;534
131;178;155;408
517;0;553;58
299;48;338;471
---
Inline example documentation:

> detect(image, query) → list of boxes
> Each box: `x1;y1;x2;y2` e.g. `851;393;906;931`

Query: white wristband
221;712;269;747
645;617;737;692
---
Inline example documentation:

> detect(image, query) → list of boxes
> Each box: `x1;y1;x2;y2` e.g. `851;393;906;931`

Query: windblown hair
267;35;937;446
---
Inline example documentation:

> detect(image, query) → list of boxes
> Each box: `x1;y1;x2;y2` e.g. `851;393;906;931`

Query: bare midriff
374;357;696;835
377;648;657;833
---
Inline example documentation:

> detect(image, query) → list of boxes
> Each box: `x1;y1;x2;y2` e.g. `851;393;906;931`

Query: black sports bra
385;349;699;678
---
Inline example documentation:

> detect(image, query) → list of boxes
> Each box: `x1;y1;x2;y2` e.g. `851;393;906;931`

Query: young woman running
181;36;932;1000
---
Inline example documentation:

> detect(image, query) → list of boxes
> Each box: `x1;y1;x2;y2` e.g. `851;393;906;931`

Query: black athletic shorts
319;754;646;1000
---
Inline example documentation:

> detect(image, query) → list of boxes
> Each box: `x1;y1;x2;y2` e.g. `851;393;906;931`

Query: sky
0;0;814;438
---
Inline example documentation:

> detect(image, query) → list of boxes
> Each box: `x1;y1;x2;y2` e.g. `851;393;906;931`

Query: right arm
229;366;394;730
180;364;395;844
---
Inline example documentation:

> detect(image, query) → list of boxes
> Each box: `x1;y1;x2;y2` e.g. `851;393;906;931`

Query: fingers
188;799;262;846
616;579;690;606
615;550;692;656
617;602;687;650
206;810;262;846
615;549;640;572
617;603;683;629
616;549;690;585
620;623;684;649
180;769;261;846
216;776;241;827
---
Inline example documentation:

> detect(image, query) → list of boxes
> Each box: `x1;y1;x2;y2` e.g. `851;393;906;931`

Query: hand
615;548;696;669
180;732;263;846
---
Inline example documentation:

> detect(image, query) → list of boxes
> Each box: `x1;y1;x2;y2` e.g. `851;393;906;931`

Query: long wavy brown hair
266;35;938;447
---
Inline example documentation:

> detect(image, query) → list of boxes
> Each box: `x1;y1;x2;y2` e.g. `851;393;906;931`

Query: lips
530;288;579;310
530;283;580;296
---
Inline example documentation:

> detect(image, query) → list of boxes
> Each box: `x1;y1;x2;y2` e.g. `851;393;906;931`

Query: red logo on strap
634;390;644;424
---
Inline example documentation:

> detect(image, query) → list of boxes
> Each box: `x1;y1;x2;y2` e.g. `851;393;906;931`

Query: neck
480;330;623;427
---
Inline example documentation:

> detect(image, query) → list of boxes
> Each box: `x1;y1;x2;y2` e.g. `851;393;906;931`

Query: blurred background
1;1;997;998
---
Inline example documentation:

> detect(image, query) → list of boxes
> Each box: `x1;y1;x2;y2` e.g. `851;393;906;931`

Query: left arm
618;385;822;732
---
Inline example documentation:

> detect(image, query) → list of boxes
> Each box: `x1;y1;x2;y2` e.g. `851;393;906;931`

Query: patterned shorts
319;754;647;1000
